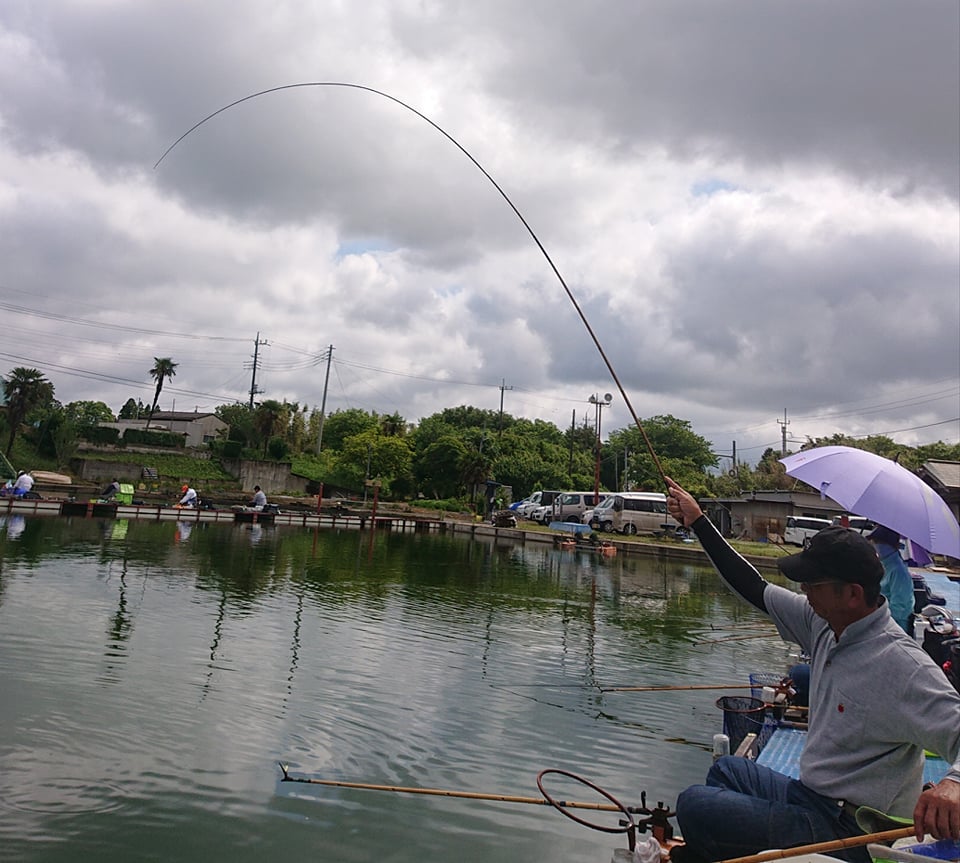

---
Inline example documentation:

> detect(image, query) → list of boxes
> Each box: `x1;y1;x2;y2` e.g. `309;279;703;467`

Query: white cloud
0;0;957;462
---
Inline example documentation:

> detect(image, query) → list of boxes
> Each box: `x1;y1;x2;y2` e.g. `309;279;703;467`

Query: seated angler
664;478;960;863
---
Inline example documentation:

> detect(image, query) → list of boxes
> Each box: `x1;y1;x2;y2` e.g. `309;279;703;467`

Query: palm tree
252;399;284;456
2;367;55;456
145;358;178;429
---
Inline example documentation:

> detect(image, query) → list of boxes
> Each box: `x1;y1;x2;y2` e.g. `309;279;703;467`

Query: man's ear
845;582;866;606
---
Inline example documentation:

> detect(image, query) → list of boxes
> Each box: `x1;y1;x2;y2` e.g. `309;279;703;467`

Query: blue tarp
757;727;950;785
548;521;592;535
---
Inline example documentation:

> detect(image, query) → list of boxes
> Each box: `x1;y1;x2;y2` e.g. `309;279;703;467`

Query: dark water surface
0;516;795;862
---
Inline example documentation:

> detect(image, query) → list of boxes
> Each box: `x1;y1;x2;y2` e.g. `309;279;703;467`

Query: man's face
800;579;850;623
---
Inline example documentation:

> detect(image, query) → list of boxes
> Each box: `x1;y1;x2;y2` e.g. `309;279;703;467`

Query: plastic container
749;671;784;701
712;733;730;759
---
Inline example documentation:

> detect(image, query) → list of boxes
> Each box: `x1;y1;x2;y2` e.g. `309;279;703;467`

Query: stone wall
71;460;150;484
70;456;302;495
220;459;297;494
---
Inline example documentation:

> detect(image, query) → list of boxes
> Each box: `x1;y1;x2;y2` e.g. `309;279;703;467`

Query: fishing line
155;81;667;483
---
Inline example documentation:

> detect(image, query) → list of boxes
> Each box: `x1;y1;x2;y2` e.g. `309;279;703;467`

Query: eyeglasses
800;580;846;592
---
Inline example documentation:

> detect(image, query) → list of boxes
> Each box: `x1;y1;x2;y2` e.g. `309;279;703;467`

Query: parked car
518;490;563;520
529;504;553;523
783;516;832;548
513;492;543;517
551;491;609;523
586;492;677;535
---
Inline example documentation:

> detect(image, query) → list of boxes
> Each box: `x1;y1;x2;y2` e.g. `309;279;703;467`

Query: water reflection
0;516;794;863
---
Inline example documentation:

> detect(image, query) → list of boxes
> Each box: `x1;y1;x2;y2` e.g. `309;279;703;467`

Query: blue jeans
676;757;869;862
788;662;810;707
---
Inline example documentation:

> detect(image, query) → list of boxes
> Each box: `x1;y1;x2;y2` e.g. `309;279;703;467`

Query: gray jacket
766;585;960;818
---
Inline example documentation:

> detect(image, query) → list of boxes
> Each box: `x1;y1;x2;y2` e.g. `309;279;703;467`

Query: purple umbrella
780;446;960;560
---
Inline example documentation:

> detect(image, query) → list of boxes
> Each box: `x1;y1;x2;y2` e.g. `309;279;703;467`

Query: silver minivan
783;516;831;547
551;491;609;523
587;492;676;535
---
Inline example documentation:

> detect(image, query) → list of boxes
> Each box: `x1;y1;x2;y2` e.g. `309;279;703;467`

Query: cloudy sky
2;0;958;465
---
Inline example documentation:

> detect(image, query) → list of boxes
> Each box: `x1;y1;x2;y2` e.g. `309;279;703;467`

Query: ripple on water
0;746;129;817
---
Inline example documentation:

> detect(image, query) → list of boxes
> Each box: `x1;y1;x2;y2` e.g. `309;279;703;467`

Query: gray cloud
0;0;957;463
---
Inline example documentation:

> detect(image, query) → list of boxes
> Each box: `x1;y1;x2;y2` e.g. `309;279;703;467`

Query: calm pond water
0;515;796;862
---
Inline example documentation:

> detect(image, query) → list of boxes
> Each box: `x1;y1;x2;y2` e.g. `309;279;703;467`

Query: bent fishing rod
155;81;667;485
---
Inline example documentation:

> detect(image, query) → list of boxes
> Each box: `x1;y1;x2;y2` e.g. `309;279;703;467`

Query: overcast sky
2;1;958;465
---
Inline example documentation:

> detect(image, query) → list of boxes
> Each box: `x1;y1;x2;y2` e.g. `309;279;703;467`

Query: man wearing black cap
664;478;959;862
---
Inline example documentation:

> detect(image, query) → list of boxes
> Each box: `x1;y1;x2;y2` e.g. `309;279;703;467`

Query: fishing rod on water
277;762;662;816
278;763;678;851
278;765;909;858
155;82;668;486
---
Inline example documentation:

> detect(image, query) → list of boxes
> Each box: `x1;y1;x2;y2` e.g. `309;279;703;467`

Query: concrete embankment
444;519;784;572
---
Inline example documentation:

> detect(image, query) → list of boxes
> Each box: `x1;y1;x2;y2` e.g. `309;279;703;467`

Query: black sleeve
689;515;769;612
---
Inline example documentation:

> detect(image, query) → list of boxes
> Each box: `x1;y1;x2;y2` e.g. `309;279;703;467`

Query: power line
0;300;247;342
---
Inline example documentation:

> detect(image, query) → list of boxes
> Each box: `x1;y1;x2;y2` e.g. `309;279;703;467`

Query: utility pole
247;332;268;408
497;379;514;438
777;409;790;456
316;345;334;454
568;410;576;484
588;393;612;501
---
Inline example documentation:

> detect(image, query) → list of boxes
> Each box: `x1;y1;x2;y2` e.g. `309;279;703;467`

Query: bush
221;440;243;459
414;497;470;513
123;428;185;448
267;437;290;460
82;426;121;445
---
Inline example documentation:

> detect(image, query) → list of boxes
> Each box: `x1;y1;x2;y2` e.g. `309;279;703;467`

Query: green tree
216;403;255;446
414;434;469;499
379;411;407;437
320;408;379;452
118;397;145;419
145;358;178;429
609;415;717;491
339;429;415;496
2;367;56;456
288;404;309;453
754;447;794;490
252;400;284;457
65;400;115;429
459;447;493;503
493;419;583;496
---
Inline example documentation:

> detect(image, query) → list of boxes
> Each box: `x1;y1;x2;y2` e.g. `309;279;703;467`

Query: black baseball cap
866;524;901;547
778;526;883;585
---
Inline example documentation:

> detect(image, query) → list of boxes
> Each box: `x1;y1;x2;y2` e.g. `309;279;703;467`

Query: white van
587;492;676;535
783;516;831;547
523;490;564;522
550;491;609;523
514;491;543;518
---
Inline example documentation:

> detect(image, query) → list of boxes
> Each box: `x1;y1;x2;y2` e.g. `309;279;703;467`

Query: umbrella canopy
780;446;960;560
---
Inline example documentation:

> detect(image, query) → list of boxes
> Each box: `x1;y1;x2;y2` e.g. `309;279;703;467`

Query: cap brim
777;551;819;583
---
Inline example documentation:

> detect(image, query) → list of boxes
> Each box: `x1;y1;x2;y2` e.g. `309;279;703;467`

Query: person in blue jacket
867;524;915;634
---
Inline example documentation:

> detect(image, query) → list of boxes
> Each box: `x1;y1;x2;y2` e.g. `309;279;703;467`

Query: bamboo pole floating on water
601;683;758;693
717;826;915;863
695;632;782;645
278;764;633;812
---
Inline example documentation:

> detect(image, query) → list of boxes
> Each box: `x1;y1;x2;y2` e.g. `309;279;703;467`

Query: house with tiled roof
99;411;227;448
